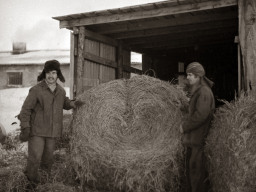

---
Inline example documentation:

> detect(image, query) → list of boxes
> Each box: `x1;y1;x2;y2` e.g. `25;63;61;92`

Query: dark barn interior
142;41;238;102
54;0;239;102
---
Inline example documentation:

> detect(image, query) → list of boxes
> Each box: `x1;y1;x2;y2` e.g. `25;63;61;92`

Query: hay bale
205;93;256;192
36;182;76;192
71;75;187;192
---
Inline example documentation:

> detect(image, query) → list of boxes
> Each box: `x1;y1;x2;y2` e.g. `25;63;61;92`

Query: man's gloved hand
74;100;85;108
19;127;30;142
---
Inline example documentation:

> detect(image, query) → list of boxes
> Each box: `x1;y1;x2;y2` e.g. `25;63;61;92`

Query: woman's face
45;70;58;85
186;72;200;85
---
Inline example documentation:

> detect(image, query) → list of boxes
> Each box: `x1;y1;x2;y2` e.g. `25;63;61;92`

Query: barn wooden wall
239;0;256;91
84;38;116;90
71;27;142;97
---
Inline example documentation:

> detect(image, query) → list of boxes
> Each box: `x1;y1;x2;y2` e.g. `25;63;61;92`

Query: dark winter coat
19;80;73;137
182;82;215;146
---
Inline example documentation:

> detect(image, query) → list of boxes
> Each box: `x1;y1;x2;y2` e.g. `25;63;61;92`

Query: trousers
25;136;56;183
186;146;210;192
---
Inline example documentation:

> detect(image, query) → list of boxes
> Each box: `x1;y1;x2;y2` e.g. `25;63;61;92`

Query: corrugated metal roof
0;50;70;65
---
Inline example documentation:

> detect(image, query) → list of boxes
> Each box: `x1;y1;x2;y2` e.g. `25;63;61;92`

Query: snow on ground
0;87;70;133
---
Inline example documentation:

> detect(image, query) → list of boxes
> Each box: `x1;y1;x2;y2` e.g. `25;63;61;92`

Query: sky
0;0;164;51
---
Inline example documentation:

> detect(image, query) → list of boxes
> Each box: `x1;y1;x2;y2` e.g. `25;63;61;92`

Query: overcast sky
0;0;163;51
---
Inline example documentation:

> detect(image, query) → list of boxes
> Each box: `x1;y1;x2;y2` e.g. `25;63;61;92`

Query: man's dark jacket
182;82;215;146
19;80;73;137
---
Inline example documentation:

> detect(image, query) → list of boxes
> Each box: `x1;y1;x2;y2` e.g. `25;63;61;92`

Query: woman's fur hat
37;60;65;82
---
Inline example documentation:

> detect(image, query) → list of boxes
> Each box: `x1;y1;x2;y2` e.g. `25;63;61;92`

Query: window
8;72;23;86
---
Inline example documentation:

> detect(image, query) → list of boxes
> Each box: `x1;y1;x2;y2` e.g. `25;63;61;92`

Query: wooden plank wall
73;28;142;94
99;43;116;83
83;38;116;90
239;0;256;91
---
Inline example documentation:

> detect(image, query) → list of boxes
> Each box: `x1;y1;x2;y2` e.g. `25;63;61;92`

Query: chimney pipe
12;42;26;54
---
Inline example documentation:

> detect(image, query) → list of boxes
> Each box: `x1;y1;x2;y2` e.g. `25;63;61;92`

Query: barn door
72;27;119;95
238;0;256;92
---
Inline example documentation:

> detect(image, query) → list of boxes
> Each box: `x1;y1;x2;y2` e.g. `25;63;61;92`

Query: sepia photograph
0;0;255;192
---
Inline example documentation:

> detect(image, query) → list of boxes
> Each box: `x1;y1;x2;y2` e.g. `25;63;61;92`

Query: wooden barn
53;0;256;101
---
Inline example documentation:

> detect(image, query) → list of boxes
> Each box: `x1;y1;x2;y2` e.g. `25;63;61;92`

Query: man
18;60;83;186
180;62;215;192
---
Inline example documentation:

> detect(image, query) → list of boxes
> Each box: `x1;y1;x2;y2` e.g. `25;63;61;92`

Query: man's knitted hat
186;62;205;77
37;60;65;82
186;62;214;88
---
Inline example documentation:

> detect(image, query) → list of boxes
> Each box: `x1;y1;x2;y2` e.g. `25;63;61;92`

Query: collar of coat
189;77;212;96
39;80;62;96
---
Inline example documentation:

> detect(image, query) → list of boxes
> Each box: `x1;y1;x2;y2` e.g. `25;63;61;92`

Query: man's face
186;72;200;85
45;70;58;85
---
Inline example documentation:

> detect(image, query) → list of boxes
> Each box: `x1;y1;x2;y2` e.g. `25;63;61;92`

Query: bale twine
71;75;188;192
205;93;256;192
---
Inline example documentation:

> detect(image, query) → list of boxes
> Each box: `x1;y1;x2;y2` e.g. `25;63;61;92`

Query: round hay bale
71;75;187;192
36;182;76;192
205;93;256;192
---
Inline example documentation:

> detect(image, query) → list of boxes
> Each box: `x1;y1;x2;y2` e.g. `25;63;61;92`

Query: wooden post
70;30;78;99
235;36;241;97
238;45;241;97
238;0;247;92
238;0;256;92
117;42;123;79
76;26;85;95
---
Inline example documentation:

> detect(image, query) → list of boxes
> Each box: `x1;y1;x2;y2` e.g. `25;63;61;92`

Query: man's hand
19;127;30;142
74;100;85;108
179;124;184;134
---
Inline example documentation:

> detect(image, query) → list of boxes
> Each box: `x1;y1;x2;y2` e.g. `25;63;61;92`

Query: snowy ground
0;87;70;133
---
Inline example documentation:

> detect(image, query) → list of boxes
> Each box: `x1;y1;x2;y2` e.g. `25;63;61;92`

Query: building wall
0;65;70;89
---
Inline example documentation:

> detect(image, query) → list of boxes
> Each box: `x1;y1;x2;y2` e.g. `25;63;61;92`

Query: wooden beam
131;34;235;50
84;52;117;68
122;65;142;74
93;9;237;34
84;28;118;47
123;26;237;45
133;39;234;54
59;0;237;28
109;19;237;39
